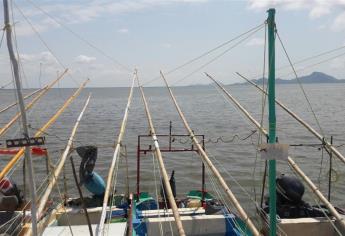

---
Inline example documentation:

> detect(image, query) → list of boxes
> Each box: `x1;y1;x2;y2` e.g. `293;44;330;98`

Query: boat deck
42;223;126;236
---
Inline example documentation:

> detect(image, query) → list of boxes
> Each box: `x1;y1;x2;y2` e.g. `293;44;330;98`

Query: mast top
267;8;276;14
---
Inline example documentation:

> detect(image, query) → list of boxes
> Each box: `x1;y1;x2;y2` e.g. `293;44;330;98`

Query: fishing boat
40;72;258;236
0;0;89;235
2;1;345;235
205;8;345;236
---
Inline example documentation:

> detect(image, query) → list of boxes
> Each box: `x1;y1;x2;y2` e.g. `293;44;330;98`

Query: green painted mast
267;8;277;236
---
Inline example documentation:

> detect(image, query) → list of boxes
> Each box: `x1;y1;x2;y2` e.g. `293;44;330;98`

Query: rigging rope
200;152;248;235
13;1;80;87
253;22;268;203
11;0;29;89
280;43;345;72
171;24;265;86
151;152;164;236
0;27;5;49
24;0;131;72
276;31;325;137
289;165;343;236
280;49;345;79
105;147;121;235
0;80;14;89
240;38;345;83
142;23;265;86
154;152;174;235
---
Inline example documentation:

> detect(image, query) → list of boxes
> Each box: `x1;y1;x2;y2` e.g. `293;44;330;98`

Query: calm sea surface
0;84;344;216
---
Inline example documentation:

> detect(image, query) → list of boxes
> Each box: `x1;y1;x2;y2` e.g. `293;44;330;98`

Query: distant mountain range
234;72;345;85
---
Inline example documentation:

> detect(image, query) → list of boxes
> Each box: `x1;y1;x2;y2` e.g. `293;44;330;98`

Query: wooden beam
0;79;89;181
161;71;261;236
137;73;186;236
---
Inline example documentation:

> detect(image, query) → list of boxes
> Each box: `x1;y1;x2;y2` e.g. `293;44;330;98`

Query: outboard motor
0;178;22;211
76;146;105;198
264;174;327;218
276;174;304;205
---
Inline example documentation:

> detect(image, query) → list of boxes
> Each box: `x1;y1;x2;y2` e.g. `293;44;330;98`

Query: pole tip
267;8;276;14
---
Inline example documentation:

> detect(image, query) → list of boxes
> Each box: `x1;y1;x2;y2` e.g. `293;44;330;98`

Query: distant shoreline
231;71;345;85
1;72;344;89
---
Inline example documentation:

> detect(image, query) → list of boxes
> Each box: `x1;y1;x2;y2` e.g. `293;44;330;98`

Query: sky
1;0;345;88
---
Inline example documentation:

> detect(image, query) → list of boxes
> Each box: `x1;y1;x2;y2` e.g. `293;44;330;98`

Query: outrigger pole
137;74;186;236
96;72;136;236
0;69;69;137
236;72;345;165
33;94;91;234
160;71;261;236
0;79;89;181
0;87;45;114
205;73;345;231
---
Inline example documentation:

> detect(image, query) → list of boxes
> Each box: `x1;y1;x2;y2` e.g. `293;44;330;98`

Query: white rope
97;73;135;235
205;150;288;236
13;1;80;87
289;166;342;236
105;148;121;236
152;152;164;236
24;0;131;73
154;152;174;236
199;152;246;235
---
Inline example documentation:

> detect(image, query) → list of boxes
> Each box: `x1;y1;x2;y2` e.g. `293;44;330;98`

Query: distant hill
235;72;345;85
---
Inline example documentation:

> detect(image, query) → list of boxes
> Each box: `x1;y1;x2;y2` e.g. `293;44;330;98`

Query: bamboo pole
0;79;89;181
160;71;261;236
206;72;345;231
96;73;135;236
236;72;345;165
137;74;186;236
0;69;69;137
26;92;89;236
0;87;45;114
36;94;91;224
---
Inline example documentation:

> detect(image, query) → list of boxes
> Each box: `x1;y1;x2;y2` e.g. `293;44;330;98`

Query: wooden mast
137;74;186;236
3;0;38;234
236;72;345;165
160;71;261;236
0;69;69;137
0;79;89;181
0;87;45;114
96;72;136;236
35;94;91;226
205;73;345;231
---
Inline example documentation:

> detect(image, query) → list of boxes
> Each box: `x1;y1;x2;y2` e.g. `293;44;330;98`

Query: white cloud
117;28;129;33
330;57;345;69
20;51;58;65
246;37;264;46
74;55;97;63
248;0;345;31
16;0;208;36
309;5;330;19
14;17;60;37
332;11;345;31
161;43;172;48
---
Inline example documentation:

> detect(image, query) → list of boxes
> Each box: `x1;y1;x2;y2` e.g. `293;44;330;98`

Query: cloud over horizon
248;0;345;31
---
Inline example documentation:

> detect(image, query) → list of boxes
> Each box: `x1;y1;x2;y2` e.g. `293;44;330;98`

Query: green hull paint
267;8;277;236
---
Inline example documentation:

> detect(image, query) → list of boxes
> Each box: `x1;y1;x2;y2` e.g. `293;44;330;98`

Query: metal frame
136;122;206;202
